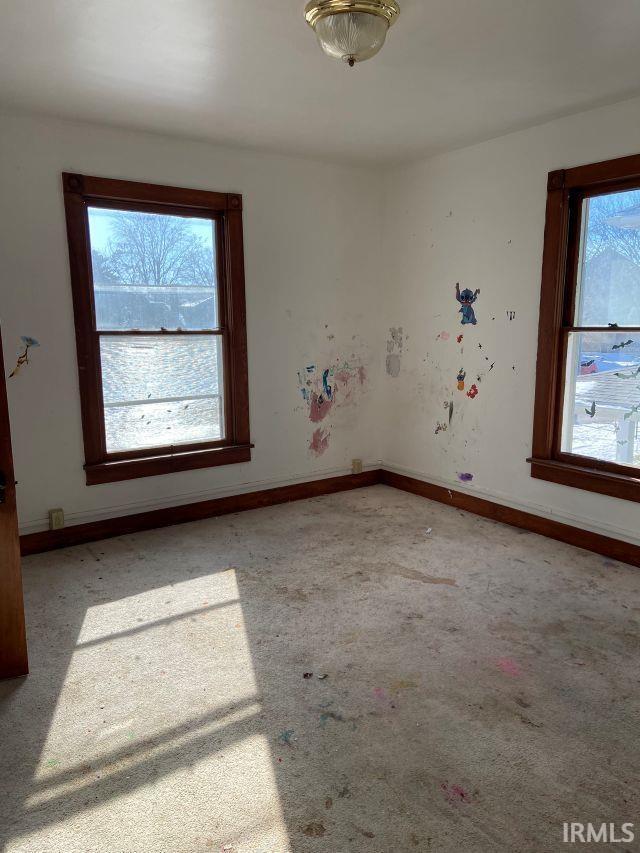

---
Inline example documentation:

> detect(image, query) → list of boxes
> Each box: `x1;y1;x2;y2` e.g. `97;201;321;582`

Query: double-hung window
63;174;251;484
530;154;640;501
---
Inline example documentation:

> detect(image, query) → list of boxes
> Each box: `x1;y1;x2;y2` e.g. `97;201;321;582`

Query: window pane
575;190;640;326
561;332;640;467
88;207;218;330
100;335;224;453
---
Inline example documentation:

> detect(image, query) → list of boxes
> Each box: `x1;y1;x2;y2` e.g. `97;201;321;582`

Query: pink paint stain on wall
496;657;521;677
437;331;450;341
309;428;330;456
334;369;352;385
309;392;333;423
299;359;366;423
440;782;472;805
466;383;479;399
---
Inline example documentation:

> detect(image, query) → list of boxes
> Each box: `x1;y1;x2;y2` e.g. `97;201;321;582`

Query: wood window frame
529;153;640;502
62;173;251;485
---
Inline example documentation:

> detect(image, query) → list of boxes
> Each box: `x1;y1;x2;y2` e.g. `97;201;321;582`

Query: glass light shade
314;12;390;64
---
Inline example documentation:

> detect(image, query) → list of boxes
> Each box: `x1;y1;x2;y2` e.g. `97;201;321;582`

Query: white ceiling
1;0;640;166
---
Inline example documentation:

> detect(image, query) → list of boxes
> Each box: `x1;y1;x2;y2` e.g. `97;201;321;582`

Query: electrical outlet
351;458;363;475
48;508;65;530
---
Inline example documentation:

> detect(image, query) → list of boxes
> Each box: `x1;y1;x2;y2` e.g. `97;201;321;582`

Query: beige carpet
1;485;639;852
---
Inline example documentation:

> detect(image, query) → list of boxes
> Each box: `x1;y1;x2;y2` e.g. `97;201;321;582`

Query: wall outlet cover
48;508;65;530
352;459;363;475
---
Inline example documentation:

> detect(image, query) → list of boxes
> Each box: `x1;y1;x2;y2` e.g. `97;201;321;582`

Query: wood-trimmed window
62;173;251;485
530;153;640;502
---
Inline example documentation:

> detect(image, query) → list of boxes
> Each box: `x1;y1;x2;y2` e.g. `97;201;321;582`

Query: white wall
0;113;384;534
380;95;640;546
4;98;640;543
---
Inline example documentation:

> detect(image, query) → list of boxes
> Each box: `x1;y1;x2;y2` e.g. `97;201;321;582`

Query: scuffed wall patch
386;354;401;378
386;327;403;377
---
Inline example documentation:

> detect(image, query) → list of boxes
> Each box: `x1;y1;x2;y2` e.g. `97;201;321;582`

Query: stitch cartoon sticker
455;283;480;325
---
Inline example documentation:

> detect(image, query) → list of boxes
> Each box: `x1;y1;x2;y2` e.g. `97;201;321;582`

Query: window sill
528;457;640;503
85;444;252;485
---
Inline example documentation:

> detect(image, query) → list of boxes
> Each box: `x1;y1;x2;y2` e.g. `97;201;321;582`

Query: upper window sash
87;203;223;334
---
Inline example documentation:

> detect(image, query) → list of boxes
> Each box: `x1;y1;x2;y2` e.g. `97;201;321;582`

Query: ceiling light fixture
305;0;400;67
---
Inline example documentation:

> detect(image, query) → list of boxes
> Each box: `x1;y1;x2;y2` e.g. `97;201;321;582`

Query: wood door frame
0;326;29;679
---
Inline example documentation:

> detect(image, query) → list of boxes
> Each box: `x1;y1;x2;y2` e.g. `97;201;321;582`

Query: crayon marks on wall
390;278;521;487
298;356;368;456
309;428;330;456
